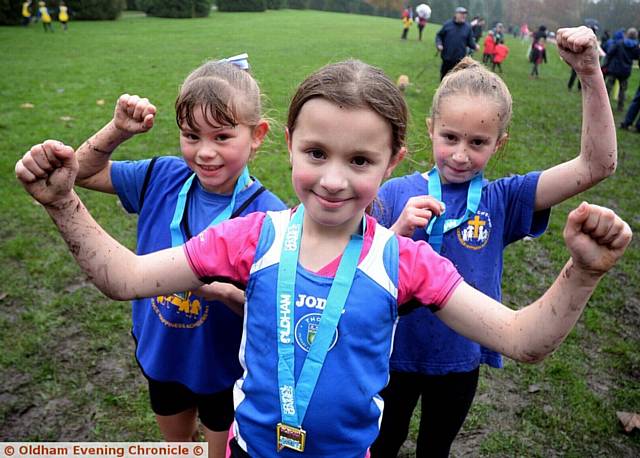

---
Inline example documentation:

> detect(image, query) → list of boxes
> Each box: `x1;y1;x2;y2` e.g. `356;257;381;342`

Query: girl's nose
198;142;218;160
451;147;469;164
319;164;348;193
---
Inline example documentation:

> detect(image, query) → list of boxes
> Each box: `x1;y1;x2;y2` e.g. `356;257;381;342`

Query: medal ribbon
169;167;250;247
276;204;364;428
425;167;483;253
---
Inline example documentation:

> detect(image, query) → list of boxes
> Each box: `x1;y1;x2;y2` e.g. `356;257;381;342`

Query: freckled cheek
432;146;450;164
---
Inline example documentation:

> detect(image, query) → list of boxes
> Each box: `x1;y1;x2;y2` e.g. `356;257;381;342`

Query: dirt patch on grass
0;306;142;441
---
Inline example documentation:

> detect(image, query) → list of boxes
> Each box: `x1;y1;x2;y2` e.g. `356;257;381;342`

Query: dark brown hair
431;57;512;137
175;60;261;131
287;60;408;155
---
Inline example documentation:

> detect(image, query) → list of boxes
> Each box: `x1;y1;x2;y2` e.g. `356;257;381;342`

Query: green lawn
1;9;639;455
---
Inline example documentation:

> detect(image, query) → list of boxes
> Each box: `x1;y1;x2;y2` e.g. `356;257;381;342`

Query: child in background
58;1;69;31
16;57;630;457
530;36;547;78
482;30;495;64
401;12;413;40
37;1;53;32
492;38;509;73
416;14;427;41
72;58;286;457
371;26;616;457
21;1;31;26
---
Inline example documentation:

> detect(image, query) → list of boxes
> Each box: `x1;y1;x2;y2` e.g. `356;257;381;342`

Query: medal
276;423;307;452
425;167;483;252
275;205;364;452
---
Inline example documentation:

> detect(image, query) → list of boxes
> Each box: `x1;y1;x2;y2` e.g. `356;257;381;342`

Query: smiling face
428;94;507;184
179;105;267;194
287;98;403;236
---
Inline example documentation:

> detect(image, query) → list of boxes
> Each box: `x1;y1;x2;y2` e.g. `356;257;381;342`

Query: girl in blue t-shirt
16;45;630;457
71;57;285;457
371;26;617;457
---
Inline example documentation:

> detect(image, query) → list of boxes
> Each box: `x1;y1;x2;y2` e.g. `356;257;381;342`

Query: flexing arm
75;94;156;193
16;141;201;300
535;26;616;211
437;202;631;362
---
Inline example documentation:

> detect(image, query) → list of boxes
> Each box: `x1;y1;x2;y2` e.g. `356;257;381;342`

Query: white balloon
416;4;431;20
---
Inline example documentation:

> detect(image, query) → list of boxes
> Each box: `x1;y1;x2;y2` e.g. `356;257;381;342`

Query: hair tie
220;53;250;71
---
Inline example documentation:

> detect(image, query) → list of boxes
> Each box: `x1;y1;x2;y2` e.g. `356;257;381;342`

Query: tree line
2;0;638;32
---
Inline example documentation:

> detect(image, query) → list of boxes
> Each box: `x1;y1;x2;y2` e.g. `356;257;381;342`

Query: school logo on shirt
456;211;492;250
151;291;208;328
295;313;338;352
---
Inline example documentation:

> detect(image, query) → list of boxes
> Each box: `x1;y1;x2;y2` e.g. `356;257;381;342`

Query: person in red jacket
482;30;495;63
492;38;509;73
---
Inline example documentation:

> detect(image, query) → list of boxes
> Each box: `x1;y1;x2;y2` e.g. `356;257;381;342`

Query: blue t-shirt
111;156;286;394
375;171;550;374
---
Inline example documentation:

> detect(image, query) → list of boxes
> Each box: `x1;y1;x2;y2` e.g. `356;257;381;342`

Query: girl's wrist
44;191;80;212
564;259;604;288
107;120;135;143
85;121;132;156
576;70;605;85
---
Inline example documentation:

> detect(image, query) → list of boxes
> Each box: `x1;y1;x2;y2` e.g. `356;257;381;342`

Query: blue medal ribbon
425;166;483;252
276;204;365;428
169;167;250;247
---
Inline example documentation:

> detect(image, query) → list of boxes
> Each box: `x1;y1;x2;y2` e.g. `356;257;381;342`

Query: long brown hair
287;60;408;156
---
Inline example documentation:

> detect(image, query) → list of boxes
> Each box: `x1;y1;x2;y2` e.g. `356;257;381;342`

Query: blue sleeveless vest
233;210;400;457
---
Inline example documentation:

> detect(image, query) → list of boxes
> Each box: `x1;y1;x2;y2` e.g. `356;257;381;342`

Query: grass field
1;9;639;456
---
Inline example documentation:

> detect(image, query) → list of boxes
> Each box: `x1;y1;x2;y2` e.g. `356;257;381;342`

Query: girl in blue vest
371;26;616;458
71;57;286;457
16;56;630;457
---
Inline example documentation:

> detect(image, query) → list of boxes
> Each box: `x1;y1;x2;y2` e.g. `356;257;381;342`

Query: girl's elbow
100;287;128;301
510;347;553;364
93;281;133;301
605;157;618;177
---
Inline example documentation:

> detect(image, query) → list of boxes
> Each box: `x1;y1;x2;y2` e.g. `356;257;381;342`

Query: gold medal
276;423;306;452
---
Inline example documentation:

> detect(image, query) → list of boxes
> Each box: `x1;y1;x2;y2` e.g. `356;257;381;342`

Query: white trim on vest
250;211;399;298
359;223;399;298
249;209;290;274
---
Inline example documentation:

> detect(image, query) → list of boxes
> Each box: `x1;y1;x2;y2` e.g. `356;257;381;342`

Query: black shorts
228;437;250;457
148;379;234;432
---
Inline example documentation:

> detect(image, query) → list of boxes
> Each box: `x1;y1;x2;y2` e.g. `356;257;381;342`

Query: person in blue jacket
435;6;478;80
604;27;640;111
